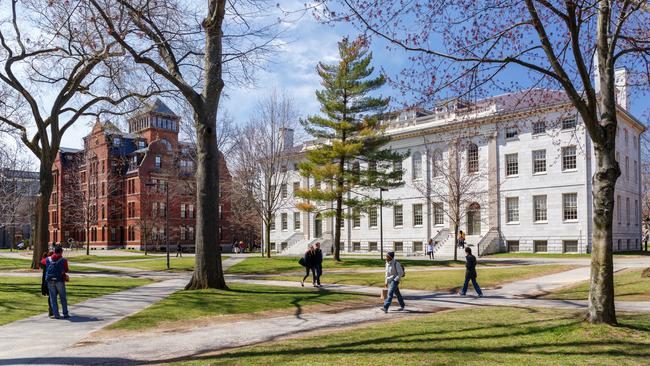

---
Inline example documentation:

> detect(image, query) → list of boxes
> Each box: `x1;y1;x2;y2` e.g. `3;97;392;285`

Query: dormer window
113;137;121;146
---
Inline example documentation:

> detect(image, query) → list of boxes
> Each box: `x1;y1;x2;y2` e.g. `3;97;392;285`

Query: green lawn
173;307;650;366
104;255;229;272
66;255;154;263
0;276;154;325
110;283;373;330
486;252;592;259
0;258;33;271
226;257;463;275
546;268;650;301
265;265;574;292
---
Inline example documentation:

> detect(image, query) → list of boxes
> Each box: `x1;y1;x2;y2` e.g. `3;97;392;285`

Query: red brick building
49;99;233;251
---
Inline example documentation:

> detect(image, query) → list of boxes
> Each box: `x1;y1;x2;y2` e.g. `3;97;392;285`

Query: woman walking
299;245;316;287
40;250;54;317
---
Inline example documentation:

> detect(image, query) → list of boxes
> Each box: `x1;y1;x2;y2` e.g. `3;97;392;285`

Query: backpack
395;260;406;278
45;257;65;282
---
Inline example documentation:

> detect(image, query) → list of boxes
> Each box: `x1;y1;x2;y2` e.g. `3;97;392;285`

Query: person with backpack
40;250;54;317
299;244;317;287
41;245;70;319
176;243;183;257
458;230;466;248
313;242;323;287
460;247;483;297
382;251;405;313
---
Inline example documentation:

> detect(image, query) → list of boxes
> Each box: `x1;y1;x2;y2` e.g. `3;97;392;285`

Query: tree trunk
265;215;271;258
453;223;459;262
333;196;343;261
185;110;227;290
31;162;54;269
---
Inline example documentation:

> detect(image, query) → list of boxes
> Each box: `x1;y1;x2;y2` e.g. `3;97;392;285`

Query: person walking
313;242;323;287
458;230;466;248
42;246;70;319
426;239;434;260
460;247;483;297
239;241;246;254
40;250;54;317
299;245;316;287
176;243;183;257
382;251;405;313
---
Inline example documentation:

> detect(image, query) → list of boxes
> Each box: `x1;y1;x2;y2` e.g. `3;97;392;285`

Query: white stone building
267;89;645;257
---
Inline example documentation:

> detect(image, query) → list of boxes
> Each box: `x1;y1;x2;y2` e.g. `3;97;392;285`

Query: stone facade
48;99;233;251
268;90;645;256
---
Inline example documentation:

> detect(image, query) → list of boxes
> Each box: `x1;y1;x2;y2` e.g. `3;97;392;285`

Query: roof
0;168;39;180
144;98;177;117
59;147;83;154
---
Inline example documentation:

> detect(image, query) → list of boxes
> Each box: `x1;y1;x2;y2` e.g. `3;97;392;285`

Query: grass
105;257;198;271
546;268;650;301
486;252;592;258
265;265;574;292
173;306;650;366
66;255;153;263
226;257;463;275
0;258;33;271
0;276;154;325
110;283;372;330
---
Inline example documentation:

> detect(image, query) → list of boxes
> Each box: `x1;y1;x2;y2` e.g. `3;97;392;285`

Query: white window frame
293;212;301;231
505;153;518;176
506;197;519;223
533;195;547;223
368;207;378;228
433;202;444;225
532;121;546;135
393;205;403;227
412;152;422;181
562;146;577;171
532;149;546;174
413;204;423;227
563;193;578;221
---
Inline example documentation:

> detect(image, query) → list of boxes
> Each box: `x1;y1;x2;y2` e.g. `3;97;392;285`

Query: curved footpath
0;256;649;365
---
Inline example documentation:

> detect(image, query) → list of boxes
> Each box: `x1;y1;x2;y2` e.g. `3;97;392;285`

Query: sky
1;1;648;154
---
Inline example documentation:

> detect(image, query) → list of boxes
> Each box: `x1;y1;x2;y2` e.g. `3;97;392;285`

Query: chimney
279;128;294;151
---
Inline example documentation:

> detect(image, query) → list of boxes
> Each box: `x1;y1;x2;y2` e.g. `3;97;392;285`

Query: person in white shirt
426;238;434;260
382;251;405;313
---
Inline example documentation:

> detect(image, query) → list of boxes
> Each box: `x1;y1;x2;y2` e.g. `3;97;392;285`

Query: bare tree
0;142;35;251
231;90;298;258
330;0;650;325
89;0;288;289
0;1;155;268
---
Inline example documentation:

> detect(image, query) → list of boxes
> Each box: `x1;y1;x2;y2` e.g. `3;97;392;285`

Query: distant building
0;169;39;249
269;89;645;256
49;99;233;251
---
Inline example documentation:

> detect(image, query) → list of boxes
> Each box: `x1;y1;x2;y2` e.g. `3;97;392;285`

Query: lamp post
379;187;388;259
145;181;170;269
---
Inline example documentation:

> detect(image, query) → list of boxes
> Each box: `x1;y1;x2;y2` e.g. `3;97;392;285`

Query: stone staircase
476;229;501;256
279;237;333;256
433;231;457;259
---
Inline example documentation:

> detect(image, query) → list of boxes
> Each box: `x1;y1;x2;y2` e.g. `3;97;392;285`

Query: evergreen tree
296;37;405;261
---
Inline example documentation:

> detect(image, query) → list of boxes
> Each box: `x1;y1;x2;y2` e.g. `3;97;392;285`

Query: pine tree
296;37;405;261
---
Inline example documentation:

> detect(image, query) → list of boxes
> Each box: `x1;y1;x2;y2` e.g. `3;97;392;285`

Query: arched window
412;152;422;180
432;149;443;178
467;143;479;173
467;202;481;235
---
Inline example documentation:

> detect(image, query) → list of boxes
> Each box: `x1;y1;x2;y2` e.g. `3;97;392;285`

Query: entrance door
314;214;322;238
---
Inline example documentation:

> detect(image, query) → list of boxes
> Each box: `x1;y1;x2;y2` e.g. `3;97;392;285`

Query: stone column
487;131;500;230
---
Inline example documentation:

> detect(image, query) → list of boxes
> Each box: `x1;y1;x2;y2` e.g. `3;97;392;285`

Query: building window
368;242;378;251
393;160;403;181
409;152;422;181
505;153;518;176
532;150;546;174
433;202;444;225
467;143;479;173
293;182;300;196
188;227;194;240
413;204;423;226
393;205;403;227
626;239;631;250
507;240;519;252
532;121;546;135
617;195;621;224
624;129;628;146
270;214;276;231
180;227;187;240
635;200;639;226
467;202;481;235
562;146;577;171
533;195;547;222
506;197;519;223
293;212;301;230
181;203;186;218
534;240;548;253
155;155;161;169
563;240;578;253
281;213;288;230
368;207;378;228
188;204;194;219
625;156;629;180
562;117;577;129
505;127;518;139
352;208;361;228
352;242;361;252
563;193;578;221
626;197;630;225
413;241;423;252
432;149;443;178
394;242;404;252
281;184;287;199
634;160;638;181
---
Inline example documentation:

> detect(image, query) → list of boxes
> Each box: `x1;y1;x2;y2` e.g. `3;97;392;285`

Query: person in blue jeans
460;247;483;297
42;246;70;319
382;251;405;313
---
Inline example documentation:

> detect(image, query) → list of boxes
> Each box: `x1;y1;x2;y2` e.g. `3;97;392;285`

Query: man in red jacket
42;246;70;319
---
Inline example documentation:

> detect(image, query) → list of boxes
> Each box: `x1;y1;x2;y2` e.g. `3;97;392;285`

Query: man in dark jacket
460;247;483;297
313;242;323;287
